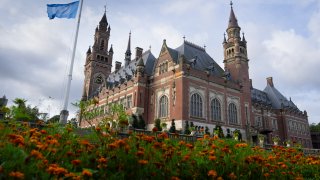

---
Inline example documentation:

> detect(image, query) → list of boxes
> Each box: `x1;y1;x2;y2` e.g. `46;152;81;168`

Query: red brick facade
79;5;312;148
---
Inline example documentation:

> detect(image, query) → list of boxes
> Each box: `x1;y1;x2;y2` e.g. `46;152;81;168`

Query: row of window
158;93;239;125
255;116;278;130
288;120;309;135
97;55;108;62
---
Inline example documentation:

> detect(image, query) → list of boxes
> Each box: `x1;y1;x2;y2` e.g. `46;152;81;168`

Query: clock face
95;75;103;84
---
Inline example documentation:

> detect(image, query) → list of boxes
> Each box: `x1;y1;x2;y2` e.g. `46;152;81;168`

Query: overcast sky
0;0;319;124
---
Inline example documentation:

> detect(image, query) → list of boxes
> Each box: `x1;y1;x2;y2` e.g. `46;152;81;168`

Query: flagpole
60;0;84;124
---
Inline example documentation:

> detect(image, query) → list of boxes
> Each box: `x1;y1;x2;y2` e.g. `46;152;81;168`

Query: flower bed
0;121;319;179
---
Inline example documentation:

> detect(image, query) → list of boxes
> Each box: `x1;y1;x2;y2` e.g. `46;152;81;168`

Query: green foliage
169;119;176;133
8;98;39;122
310;122;320;132
214;125;225;138
205;126;210;135
184;121;191;135
47;115;60;124
154;119;162;131
0;121;319;179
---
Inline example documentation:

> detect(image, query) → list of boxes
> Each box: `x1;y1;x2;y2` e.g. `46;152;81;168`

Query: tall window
228;103;237;124
100;40;105;50
127;95;132;108
190;93;203;118
159;95;168;118
211;98;221;121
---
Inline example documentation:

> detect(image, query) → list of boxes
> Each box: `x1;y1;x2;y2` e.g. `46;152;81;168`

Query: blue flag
47;1;79;19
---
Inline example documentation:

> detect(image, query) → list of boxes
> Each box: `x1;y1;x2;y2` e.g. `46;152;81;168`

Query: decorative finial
104;0;107;13
230;1;233;8
129;30;131;36
183;35;186;41
204;44;206;50
149;45;151;50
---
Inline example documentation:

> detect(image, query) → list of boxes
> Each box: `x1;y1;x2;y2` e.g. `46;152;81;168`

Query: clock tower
82;11;113;100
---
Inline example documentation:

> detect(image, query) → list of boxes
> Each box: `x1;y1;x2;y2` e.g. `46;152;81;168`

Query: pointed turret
125;31;132;67
109;44;113;53
228;1;239;29
86;46;91;55
242;32;246;42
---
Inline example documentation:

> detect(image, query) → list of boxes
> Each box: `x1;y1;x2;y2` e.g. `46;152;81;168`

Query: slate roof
252;83;300;111
251;88;272;107
105;50;156;88
167;40;225;76
263;84;299;110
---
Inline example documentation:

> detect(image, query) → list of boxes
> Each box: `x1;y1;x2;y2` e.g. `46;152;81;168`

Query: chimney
249;79;253;89
115;61;122;72
266;77;274;87
135;47;143;60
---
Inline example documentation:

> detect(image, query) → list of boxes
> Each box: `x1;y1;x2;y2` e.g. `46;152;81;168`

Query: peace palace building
80;3;312;147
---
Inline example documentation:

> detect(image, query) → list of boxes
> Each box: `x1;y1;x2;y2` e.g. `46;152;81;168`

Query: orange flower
47;164;68;176
208;170;217;177
98;157;107;164
136;151;144;157
30;150;44;159
183;155;190;161
40;130;47;134
185;143;193;149
71;159;81;166
217;177;224;180
9;171;24;179
209;155;217;161
82;169;92;177
138;160;148;165
7;134;24;146
235;143;248;148
264;173;270;177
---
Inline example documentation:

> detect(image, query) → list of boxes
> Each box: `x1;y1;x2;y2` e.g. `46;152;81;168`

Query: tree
310;123;320;132
154;119;162;131
184;121;191;135
138;115;146;129
169;119;176;133
69;118;78;128
10;98;39;122
47;115;60;124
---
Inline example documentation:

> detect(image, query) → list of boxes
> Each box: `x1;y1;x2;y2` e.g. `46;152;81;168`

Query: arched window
228;103;238;124
100;40;105;50
190;93;203;117
211;98;221;121
159;95;168;118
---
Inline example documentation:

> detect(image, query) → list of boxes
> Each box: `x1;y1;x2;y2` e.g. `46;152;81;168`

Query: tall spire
99;10;108;30
125;31;132;67
228;1;239;29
